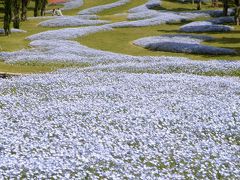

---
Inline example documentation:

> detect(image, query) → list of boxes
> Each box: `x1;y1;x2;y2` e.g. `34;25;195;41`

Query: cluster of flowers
133;34;236;55
38;0;209;29
62;0;84;10
120;0;209;27
78;0;130;15
0;71;239;178
0;24;239;73
207;16;234;24
28;25;113;41
82;59;240;75
180;21;234;33
0;28;26;34
0;0;239;178
38;16;109;27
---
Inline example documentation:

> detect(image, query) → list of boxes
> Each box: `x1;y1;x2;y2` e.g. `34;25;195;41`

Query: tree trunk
21;0;29;21
235;6;240;25
12;0;21;29
40;0;48;16
223;0;228;16
3;0;12;35
197;0;201;10
235;0;239;6
34;0;40;17
212;0;218;7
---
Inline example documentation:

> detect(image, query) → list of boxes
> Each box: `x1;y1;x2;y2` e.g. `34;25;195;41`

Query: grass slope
0;61;89;74
0;0;112;74
79;0;240;61
79;23;240;61
157;0;216;12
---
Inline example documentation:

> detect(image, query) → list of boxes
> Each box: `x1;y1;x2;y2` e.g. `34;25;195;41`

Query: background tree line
1;0;48;35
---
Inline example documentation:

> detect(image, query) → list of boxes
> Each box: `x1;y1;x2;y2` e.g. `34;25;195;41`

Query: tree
34;0;40;17
12;0;21;29
40;0;48;16
196;0;202;10
3;0;12;35
235;0;239;6
235;6;240;25
223;0;229;16
212;0;218;7
21;0;30;21
234;0;240;25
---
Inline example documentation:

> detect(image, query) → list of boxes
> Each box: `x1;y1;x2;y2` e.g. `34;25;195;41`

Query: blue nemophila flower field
133;34;236;55
0;71;239;178
0;0;239;178
78;0;130;15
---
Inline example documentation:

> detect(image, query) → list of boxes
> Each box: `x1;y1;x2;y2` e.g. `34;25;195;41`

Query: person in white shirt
55;8;63;16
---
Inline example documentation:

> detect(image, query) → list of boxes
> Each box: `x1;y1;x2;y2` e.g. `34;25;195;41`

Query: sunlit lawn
79;23;240;61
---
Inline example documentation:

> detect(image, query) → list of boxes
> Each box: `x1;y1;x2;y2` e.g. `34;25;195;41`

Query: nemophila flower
133;34;236;55
38;16;109;27
0;71;239;178
112;11;209;27
0;26;239;74
27;25;113;41
0;28;26;34
62;0;83;11
207;16;234;24
78;0;130;15
124;0;209;26
129;0;161;13
0;0;239;178
180;21;234;32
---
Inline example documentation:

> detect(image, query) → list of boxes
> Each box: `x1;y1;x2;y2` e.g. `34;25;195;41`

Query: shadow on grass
152;6;196;12
157;29;181;33
215;37;240;44
223;30;240;34
0;60;90;74
196;53;240;59
150;0;212;12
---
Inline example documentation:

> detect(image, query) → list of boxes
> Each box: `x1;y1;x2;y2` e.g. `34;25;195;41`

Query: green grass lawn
0;0;114;74
80;0;240;61
0;18;84;74
157;0;217;12
79;23;240;61
156;0;237;12
0;61;89;74
79;0;240;61
0;18;60;52
0;0;122;53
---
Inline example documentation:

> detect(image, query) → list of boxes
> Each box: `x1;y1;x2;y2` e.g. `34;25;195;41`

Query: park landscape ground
0;0;239;179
